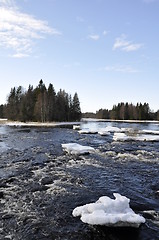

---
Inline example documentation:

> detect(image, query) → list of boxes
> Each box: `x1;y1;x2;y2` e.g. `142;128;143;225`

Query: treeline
0;80;81;122
83;102;159;121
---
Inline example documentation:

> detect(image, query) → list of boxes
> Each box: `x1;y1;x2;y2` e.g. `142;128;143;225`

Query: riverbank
1;118;159;128
0;119;81;127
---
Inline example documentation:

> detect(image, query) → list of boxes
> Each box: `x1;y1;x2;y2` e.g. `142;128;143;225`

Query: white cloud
11;53;29;58
113;34;143;52
88;34;100;41
104;65;139;73
123;43;143;52
0;0;61;57
0;0;15;6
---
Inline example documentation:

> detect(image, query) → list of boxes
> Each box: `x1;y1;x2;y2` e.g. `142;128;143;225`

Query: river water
0;121;159;240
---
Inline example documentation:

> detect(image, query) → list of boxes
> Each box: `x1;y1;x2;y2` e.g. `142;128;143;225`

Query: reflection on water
0;125;8;135
81;120;159;132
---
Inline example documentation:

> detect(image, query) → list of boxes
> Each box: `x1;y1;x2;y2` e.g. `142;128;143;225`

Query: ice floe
113;132;159;142
62;143;95;155
73;125;81;130
141;129;159;135
113;133;131;141
78;129;98;134
72;193;145;228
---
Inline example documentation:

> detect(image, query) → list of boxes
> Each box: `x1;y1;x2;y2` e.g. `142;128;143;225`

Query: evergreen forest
83;102;159;121
1;81;159;122
0;80;82;122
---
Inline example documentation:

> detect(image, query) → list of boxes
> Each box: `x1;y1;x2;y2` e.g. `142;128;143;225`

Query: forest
83;102;159;121
0;80;81;122
1;81;159;122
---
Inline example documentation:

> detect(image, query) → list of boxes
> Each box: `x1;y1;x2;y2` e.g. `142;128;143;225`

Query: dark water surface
0;122;159;240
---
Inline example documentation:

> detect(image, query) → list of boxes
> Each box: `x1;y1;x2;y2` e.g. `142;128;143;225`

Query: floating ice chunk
113;132;159;142
113;133;131;141
72;193;145;228
136;134;159;141
62;143;95;155
78;129;98;134
142;129;159;135
98;129;110;136
73;125;81;130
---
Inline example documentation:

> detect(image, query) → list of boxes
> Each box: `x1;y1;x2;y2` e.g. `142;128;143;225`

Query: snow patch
72;193;145;227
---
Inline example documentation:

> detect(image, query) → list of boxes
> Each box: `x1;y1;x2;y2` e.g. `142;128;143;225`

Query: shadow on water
89;226;141;240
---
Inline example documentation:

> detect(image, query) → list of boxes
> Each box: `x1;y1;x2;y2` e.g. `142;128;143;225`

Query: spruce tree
72;92;81;121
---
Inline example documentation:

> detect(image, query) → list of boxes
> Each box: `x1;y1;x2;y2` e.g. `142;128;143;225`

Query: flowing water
0;121;159;240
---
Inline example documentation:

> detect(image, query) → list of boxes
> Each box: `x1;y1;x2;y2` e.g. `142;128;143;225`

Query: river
0;121;159;240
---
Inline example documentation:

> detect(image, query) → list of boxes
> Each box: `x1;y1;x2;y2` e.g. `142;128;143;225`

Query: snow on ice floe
113;133;132;141
72;193;145;228
141;129;159;135
78;129;98;134
78;126;122;135
73;125;81;130
113;132;159;142
62;143;95;155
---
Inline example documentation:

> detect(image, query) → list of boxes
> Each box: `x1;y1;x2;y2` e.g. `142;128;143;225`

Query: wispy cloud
88;34;100;41
113;34;143;52
11;53;30;58
104;64;139;73
0;0;61;57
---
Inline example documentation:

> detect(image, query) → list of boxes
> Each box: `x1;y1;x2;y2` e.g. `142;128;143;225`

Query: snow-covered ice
113;133;131;141
73;125;81;130
62;143;95;155
78;129;98;134
113;132;159;142
141;129;159;135
78;126;121;135
72;193;145;228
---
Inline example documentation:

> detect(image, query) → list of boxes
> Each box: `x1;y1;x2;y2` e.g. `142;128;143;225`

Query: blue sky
0;0;159;113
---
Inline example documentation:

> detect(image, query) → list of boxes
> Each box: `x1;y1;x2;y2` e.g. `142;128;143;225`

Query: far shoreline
0;118;159;127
